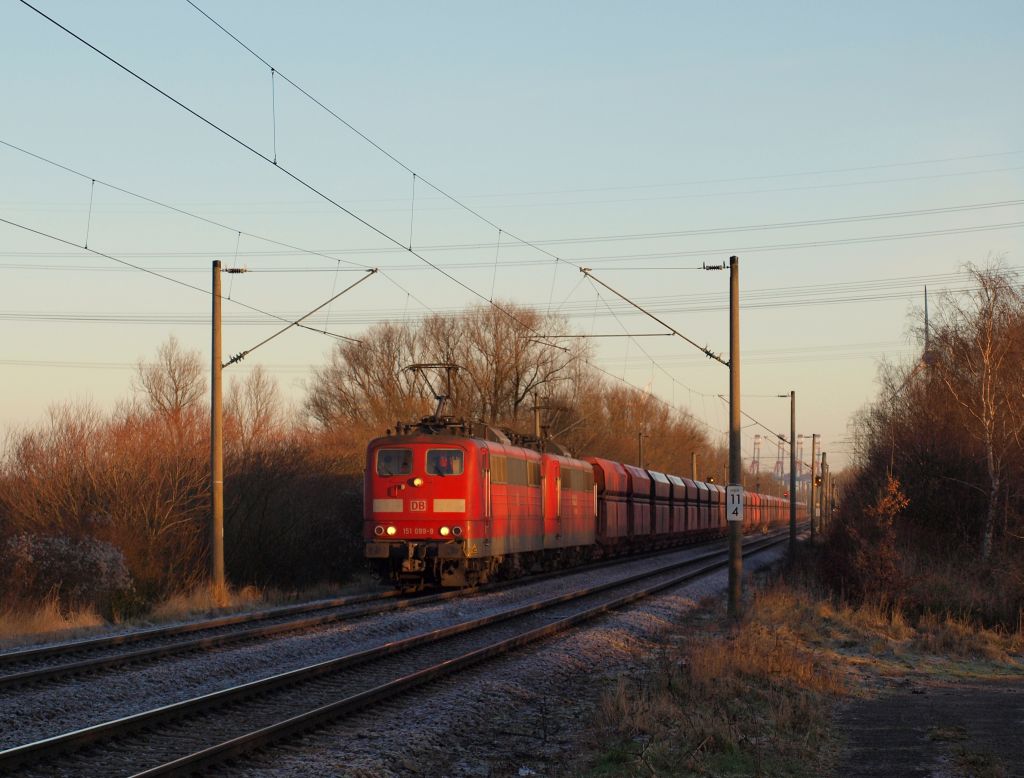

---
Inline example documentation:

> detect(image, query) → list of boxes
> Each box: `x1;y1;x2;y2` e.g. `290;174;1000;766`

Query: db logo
409;500;427;512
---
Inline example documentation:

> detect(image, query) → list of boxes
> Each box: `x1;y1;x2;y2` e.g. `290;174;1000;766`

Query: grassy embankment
578;549;1023;777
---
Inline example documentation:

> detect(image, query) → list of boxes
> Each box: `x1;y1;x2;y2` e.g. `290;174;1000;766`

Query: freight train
364;413;793;589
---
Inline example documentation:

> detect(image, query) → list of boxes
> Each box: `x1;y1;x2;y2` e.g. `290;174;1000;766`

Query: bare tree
454;302;580;425
305;322;426;432
226;366;286;454
134;336;206;433
932;265;1024;558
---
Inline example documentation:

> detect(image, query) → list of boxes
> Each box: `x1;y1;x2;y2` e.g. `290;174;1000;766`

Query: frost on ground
225;546;787;778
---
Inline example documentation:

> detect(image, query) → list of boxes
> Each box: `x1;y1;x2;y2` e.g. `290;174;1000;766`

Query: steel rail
0;589;456;690
0;526;786;689
0;532;790;775
0;589;402;667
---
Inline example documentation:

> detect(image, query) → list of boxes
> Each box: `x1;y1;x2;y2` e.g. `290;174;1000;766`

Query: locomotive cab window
376;448;412;476
426;449;464;476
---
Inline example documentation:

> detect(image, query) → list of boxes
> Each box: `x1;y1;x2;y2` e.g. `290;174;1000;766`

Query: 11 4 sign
726;485;744;522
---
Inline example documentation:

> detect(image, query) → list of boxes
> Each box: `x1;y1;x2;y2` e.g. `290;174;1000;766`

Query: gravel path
834;677;1024;778
0;539;761;752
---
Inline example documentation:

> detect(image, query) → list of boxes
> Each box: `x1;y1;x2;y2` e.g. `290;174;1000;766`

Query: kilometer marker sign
727;485;744;522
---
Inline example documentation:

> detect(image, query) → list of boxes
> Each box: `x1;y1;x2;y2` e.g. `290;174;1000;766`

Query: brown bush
819;475;906;603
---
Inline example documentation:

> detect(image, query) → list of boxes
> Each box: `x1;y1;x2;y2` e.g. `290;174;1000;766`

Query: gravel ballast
0;538;784;773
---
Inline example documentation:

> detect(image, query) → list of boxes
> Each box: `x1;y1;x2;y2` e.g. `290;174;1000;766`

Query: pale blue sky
3;1;1023;468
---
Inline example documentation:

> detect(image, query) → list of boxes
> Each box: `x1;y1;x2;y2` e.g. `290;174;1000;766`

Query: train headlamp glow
411;477;424;487
386;525;397;536
373;525;384;536
439;526;450;537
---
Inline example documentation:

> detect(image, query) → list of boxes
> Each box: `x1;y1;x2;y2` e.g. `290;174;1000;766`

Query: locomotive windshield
376;448;412;476
426;449;464;476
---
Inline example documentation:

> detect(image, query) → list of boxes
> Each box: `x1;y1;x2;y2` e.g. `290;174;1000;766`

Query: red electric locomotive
365;412;795;589
364;414;596;588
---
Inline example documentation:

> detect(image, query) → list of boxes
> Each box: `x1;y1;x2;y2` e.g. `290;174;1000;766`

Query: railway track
0;531;789;777
0;587;440;690
0;530;765;690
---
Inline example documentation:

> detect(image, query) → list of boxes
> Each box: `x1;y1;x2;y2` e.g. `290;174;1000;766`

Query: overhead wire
182;0;572;270
0;138;371;270
559;221;1024;264
0;215;364;343
379;164;1024;212
224;270;376;366
17;0;1013;455
401;150;1024;200
583;275;724;444
17;0;575;356
582;267;727;364
0;137;447;340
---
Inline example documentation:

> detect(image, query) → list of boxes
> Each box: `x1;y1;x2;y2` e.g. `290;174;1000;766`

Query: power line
586;282;723;408
0;215;363;343
17;0;572;356
583;268;727;365
0;138;445;338
143;9;1024;208
10;211;1014;270
224;270;377;366
15;0;972;452
7;194;1019;256
559;221;1024;265
394;150;1024;201
182;0;568;270
0;138;373;270
382;164;1024;212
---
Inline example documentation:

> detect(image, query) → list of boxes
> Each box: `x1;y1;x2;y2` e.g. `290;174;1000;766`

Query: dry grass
140;574;383;625
146;582;265;621
911;612;1020;662
0;573;385;646
583;583;846;777
0;593;104;647
580;572;1024;777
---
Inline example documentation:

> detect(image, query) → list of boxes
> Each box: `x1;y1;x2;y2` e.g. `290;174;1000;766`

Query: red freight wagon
647;470;672;537
708;483;726;530
622;465;653;540
694;480;711;530
588;457;629;547
666;474;688;534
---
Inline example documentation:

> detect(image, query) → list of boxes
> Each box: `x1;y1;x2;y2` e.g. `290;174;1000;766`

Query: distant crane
750;433;762;475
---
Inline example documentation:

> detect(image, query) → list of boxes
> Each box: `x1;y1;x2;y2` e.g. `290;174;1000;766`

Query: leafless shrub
0;533;133;617
837;263;1024;628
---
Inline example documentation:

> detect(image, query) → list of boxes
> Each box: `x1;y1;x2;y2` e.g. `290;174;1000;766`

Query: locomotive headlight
439;526;450;537
411;477;424;487
374;525;384;536
386;525;397;536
